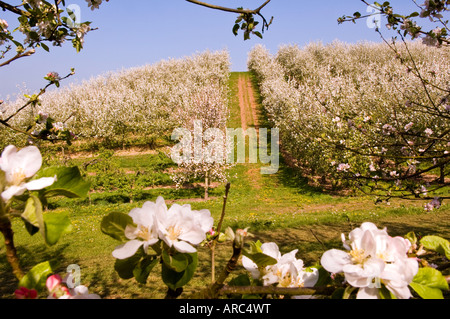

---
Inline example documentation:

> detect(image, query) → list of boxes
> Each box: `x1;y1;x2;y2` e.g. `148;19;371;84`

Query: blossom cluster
5;0;98;51
0;145;55;201
15;274;100;299
321;222;419;299
243;242;319;293
112;196;214;258
0;18;8;46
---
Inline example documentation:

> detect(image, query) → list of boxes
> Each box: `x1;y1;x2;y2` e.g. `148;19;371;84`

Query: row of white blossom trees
1;50;230;148
248;40;449;206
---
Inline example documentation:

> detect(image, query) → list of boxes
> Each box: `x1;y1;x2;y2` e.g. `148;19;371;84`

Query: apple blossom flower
424;197;442;211
243;242;319;292
112;198;164;259
47;273;101;299
67;285;101;299
46;72;61;82
0;19;8;32
112;196;214;257
404;122;414;132
85;0;104;10
47;274;71;299
337;163;351;172
0;145;56;201
157;201;214;253
390;171;399;178
321;222;418;299
36;111;49;124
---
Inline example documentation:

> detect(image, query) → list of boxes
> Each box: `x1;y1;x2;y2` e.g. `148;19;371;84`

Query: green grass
0;72;449;299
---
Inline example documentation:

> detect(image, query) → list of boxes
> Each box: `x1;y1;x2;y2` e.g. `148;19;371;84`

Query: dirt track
237;73;260;130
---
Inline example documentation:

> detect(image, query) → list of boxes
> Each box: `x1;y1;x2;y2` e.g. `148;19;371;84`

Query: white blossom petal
25;177;55;190
112;240;143;260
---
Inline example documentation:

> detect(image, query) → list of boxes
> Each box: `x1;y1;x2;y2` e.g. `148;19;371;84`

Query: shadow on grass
0;243;74;298
48;186;216;209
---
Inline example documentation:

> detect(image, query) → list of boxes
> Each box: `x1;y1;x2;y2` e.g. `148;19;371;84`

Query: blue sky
0;0;422;100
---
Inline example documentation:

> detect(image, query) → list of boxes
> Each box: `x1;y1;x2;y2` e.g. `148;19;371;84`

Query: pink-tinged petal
15;146;43;178
2;185;27;201
173;240;197;253
356;287;380;299
112;240;143;260
321;249;350;274
15;287;38;299
46;274;63;292
25;177;55;190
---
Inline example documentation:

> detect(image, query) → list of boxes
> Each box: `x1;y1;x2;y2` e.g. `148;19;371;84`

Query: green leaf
161;253;198;291
133;256;159;284
420;236;450;259
343;286;356;299
19;261;54;291
253;31;263;39
314;265;332;287
40;42;49;52
114;249;144;280
228;274;251;287
232;24;240;36
410;267;449;299
22;195;45;239
162;250;189;272
44;213;72;246
37;166;90;199
378;284;395;299
405;232;417;247
101;212;135;242
242;241;277;268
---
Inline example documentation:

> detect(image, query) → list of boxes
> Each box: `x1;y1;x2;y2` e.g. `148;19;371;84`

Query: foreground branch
211;182;231;282
218;285;336;297
0;217;24;280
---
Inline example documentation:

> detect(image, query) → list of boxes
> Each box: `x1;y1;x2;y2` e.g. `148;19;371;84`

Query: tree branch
0;49;36;68
185;0;271;15
218;285;337;297
0;0;29;16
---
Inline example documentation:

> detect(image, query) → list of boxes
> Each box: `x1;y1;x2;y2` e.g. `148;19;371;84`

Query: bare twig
211;182;231;282
0;0;29;16
0;49;35;68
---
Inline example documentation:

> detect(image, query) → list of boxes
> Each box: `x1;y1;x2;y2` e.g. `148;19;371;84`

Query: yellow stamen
137;226;153;242
350;249;367;265
167;226;183;241
11;168;26;186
